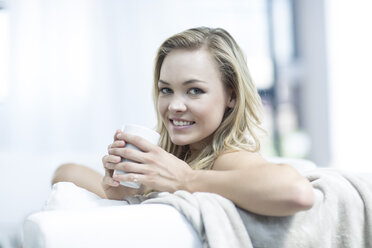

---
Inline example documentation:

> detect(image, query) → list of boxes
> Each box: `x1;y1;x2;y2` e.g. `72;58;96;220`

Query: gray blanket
125;169;372;248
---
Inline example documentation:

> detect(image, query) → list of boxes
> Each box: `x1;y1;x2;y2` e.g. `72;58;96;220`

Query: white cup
113;124;160;188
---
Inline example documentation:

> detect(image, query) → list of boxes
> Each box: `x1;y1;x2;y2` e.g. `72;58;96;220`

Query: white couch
23;158;316;248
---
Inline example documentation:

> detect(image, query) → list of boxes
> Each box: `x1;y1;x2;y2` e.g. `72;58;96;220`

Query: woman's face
157;48;235;150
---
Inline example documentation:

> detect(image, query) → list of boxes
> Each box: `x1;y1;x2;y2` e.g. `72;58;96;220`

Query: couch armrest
23;204;202;248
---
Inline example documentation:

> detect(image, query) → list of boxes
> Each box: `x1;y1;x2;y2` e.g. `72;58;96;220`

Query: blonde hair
153;27;265;170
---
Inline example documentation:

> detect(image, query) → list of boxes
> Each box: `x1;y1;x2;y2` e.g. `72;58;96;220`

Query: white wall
326;0;372;172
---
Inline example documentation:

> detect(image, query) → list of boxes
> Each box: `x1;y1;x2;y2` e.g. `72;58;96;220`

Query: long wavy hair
153;27;265;170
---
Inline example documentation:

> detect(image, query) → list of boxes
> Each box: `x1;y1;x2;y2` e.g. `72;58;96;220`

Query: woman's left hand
109;131;193;193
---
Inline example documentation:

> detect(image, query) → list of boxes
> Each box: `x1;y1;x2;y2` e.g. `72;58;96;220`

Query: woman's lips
170;119;195;129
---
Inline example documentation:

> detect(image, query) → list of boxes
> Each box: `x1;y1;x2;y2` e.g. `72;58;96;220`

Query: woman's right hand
101;129;142;200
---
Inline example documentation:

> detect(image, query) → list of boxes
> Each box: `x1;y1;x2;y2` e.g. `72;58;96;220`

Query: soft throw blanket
125;169;372;248
126;191;251;247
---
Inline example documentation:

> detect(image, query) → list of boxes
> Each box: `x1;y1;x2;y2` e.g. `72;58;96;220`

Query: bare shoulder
212;150;268;171
213;150;301;178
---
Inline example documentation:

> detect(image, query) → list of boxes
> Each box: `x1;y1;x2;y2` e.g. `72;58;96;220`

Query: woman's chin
170;137;190;146
171;140;189;146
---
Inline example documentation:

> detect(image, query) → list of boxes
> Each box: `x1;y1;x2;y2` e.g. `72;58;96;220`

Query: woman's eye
188;88;204;95
159;88;172;94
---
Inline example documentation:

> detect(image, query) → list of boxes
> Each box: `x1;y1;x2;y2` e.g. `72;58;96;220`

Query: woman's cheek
157;100;167;116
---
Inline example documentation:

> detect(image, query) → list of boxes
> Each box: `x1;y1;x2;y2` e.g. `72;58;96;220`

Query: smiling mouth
170;119;195;127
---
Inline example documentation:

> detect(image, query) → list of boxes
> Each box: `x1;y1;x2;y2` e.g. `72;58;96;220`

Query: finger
110;147;147;163
102;155;111;166
105;167;114;177
112;161;149;174
104;161;138;171
108;147;125;156
107;140;125;151
112;140;125;148
113;129;122;141
103;154;122;164
122;133;157;152
102;174;120;187
104;162;116;170
115;130;125;141
113;173;143;185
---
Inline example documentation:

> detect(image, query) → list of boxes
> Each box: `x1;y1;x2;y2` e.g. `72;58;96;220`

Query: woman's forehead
159;49;221;84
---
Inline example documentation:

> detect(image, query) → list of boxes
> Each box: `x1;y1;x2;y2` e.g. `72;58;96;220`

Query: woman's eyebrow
158;80;170;85
158;79;207;85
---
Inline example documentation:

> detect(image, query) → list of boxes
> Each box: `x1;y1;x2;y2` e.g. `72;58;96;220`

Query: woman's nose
168;97;187;112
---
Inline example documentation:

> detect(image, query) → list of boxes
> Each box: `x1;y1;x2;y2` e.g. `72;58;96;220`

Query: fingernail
117;133;123;138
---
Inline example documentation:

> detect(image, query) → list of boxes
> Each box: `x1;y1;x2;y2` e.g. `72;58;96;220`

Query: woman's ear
226;89;236;108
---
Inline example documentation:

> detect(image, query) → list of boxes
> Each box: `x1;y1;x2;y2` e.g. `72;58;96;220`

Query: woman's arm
52;163;107;198
184;151;315;216
111;132;314;216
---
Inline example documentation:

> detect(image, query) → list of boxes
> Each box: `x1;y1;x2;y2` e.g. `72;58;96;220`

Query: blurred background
1;0;372;246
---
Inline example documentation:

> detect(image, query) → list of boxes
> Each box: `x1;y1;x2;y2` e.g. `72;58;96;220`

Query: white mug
113;124;160;188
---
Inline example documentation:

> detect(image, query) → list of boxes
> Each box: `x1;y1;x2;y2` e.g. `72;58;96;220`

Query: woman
52;27;314;216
